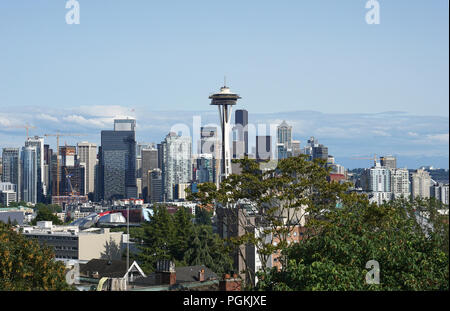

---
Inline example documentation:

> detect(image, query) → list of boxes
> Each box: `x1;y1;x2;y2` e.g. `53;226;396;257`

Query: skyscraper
390;168;410;199
361;160;392;205
25;136;45;200
101;119;137;201
149;168;163;203
114;119;136;132
411;169;431;199
196;153;215;183
200;126;220;184
235;109;248;156
161;132;192;201
277;120;292;150
304;137;328;161
256;135;272;161
141;147;159;202
1;148;20;201
380;156;397;170
21;146;37;204
77;142;97;195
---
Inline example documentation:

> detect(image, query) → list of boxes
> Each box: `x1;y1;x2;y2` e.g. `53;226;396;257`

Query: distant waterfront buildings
431;183;449;205
304;137;328;161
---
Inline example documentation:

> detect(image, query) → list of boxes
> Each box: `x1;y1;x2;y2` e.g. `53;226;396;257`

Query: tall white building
161;132;192;201
277;121;293;159
21;146;37;204
390;168;410;199
361;160;392;204
25;136;45;197
411;169;431;199
430;183;449;205
77;142;97;195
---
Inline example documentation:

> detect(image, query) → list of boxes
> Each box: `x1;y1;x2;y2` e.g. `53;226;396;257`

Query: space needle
209;81;241;183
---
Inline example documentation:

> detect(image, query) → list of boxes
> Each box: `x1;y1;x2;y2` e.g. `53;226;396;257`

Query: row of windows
30;235;78;241
55;246;78;251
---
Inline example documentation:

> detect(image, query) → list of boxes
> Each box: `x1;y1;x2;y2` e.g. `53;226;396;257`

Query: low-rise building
20;222;124;263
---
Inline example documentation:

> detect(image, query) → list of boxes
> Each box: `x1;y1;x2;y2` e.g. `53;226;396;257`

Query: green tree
134;204;233;276
31;206;63;225
183;225;233;275
256;197;449;291
195;206;213;226
172;207;195;264
135;205;176;273
0;222;72;291
188;155;349;287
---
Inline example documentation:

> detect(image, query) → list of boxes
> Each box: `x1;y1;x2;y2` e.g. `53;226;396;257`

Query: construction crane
44;132;87;197
64;166;79;196
350;154;378;166
4;123;37;138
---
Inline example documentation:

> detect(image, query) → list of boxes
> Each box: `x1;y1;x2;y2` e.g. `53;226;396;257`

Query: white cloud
37;113;59;123
426;133;449;144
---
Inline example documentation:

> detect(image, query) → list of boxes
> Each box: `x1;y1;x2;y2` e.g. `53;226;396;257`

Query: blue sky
0;1;448;168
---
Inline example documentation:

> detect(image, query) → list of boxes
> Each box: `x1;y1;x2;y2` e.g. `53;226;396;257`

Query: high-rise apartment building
25;136;45;200
430;183;449;205
161;132;192;201
21;146;37;204
196;154;215;183
361;163;391;193
200;126;220;185
390;168;410;199
411;169;431;199
77;142;97;195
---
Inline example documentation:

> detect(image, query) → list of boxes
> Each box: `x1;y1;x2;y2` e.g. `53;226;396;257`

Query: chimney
198;269;205;282
219;273;241;291
156;260;176;286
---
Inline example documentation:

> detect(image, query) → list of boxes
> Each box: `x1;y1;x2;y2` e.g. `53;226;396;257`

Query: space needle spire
209;81;241;183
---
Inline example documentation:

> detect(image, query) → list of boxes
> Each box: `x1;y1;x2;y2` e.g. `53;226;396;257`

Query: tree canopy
134;205;232;275
189;155;449;290
0;222;71;291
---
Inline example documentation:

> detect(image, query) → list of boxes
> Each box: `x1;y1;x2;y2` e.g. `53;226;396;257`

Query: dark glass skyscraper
2;148;21;201
235;109;248;156
100;121;137;201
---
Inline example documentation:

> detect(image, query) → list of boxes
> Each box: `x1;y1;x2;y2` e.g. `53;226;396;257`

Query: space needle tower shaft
209;82;241;183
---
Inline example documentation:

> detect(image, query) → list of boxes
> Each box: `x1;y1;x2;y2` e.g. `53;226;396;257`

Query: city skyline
0;107;448;169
